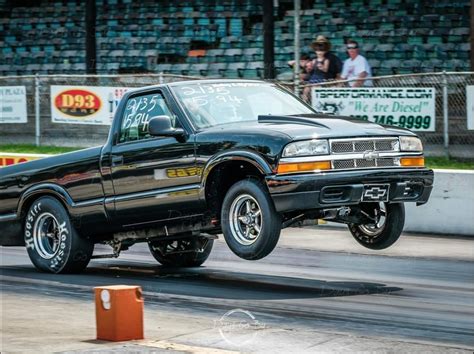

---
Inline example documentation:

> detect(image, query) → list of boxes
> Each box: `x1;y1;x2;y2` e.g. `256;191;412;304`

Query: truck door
109;89;200;227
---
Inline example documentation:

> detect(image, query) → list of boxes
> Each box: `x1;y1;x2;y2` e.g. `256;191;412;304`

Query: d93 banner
50;85;131;125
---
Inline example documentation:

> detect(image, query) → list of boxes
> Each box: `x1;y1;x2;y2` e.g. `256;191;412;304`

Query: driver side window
119;92;177;143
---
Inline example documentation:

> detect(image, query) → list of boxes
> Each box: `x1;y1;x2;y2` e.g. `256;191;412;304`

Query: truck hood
256;114;415;140
199;114;415;141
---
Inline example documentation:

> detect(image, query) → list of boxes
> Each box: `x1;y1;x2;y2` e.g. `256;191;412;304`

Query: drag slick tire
221;179;282;260
349;202;405;250
24;196;94;273
148;237;214;267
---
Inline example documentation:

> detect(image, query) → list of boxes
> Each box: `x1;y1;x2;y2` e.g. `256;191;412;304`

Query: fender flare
199;150;274;201
17;183;75;217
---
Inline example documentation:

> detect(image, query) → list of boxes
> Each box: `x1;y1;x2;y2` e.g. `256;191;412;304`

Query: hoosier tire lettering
24;202;41;250
24;196;93;274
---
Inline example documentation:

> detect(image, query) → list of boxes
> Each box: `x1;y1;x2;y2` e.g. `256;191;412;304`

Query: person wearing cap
302;35;342;102
309;35;343;81
341;39;373;87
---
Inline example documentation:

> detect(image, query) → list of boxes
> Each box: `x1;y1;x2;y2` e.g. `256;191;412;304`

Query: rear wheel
24;196;94;273
349;202;405;250
148;237;213;267
221;179;282;260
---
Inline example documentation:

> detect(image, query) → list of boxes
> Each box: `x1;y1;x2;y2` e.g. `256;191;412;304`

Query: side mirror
149;115;184;138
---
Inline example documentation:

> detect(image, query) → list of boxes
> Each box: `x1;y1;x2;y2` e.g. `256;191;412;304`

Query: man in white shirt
341;40;373;87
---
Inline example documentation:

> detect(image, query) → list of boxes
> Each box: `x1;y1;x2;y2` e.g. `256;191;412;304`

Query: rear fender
17;183;75;218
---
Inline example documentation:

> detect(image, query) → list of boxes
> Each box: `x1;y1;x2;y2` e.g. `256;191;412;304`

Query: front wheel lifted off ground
349;202;405;250
221;179;282;260
24;196;94;273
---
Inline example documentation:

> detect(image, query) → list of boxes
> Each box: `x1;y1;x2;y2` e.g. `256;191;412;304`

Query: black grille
375;140;396;151
355;159;376;168
333;159;355;169
331;138;398;154
322;189;345;201
321;186;352;203
333;158;398;170
354;141;374;151
331;141;353;153
377;158;397;167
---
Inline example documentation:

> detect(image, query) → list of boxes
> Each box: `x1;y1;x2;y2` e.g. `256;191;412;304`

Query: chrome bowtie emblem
363;150;380;160
364;187;387;199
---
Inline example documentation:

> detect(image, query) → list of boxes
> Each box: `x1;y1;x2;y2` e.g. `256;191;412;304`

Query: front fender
199;150;274;201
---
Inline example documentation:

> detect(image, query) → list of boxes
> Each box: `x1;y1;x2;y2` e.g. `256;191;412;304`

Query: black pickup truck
0;80;433;273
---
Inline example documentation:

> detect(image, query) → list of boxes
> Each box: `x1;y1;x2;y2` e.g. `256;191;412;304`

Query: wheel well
205;160;266;220
20;192;69;222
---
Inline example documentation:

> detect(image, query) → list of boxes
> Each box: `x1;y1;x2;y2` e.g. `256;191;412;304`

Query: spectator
309;35;343;81
287;54;313;82
302;35;343;102
341;39;373;87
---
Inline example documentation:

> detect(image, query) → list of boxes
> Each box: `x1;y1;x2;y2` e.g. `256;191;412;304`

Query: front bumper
266;168;434;213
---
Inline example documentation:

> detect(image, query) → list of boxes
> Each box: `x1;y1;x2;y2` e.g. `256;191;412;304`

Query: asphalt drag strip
1;229;473;352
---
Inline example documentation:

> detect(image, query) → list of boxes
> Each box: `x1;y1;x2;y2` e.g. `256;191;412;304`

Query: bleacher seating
0;0;470;77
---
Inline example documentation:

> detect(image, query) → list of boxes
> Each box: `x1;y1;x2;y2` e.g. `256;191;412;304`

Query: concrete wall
404;169;474;236
321;169;474;236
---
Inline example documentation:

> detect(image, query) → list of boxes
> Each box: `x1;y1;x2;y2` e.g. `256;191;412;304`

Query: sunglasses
346;44;358;49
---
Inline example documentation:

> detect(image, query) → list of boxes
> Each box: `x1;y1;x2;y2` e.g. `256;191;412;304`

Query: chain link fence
299;72;474;159
0;72;473;158
0;73;200;147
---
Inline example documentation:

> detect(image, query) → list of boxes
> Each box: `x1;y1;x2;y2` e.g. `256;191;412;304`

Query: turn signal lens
277;161;331;174
400;157;425;167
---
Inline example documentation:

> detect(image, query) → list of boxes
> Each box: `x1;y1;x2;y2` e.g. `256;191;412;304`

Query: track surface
1;229;474;352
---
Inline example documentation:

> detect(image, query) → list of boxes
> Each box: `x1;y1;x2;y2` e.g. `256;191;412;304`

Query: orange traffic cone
94;285;144;341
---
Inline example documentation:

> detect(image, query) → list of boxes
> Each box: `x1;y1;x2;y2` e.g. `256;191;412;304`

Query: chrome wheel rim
229;194;263;246
358;202;387;237
33;212;61;259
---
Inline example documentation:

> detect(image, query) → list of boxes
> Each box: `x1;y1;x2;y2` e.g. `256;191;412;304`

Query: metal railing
0;72;473;159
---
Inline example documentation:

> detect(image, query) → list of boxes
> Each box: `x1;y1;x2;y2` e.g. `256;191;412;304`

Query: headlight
399;137;423;152
282;139;329;157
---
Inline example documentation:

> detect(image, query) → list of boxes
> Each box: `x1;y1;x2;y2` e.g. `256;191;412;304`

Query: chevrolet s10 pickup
0;80;433;273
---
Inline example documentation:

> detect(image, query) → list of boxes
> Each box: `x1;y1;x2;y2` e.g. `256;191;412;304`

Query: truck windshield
171;82;315;129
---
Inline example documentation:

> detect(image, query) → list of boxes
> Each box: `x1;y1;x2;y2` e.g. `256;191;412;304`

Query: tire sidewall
24;197;77;273
221;179;281;260
349;202;405;250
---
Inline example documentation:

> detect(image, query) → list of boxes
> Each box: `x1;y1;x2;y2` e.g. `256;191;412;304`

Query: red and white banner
0;153;50;167
50;85;132;125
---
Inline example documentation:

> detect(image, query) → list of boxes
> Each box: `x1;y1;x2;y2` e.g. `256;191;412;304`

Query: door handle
111;155;124;166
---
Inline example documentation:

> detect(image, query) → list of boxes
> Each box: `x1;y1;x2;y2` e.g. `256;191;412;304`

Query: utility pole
263;0;275;79
471;0;474;70
85;0;97;74
294;0;300;95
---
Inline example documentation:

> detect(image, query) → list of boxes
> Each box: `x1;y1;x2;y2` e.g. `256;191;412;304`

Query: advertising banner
0;153;50;167
0;86;27;123
467;85;474;130
50;85;131;125
311;87;436;131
